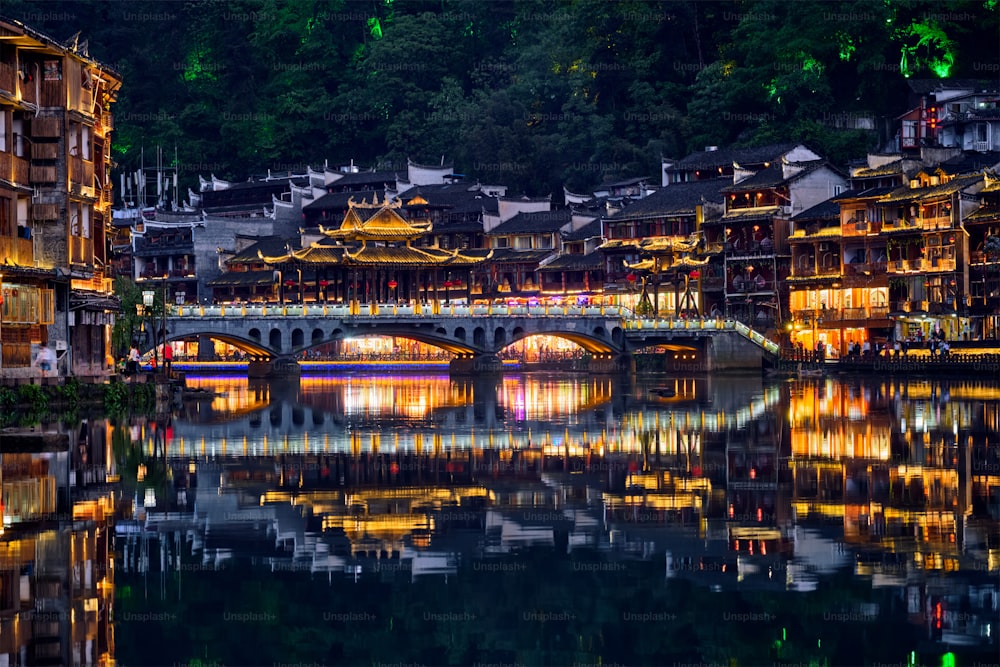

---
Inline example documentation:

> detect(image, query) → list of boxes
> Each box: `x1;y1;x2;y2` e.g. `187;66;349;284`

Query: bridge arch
269;329;281;349
291;328;305;347
162;331;274;358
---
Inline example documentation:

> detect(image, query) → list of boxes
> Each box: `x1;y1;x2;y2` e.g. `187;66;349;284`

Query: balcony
30;117;60;138
920;215;952;230
920;258;957;272
0;236;33;265
70;236;94;266
30;165;57;184
31;142;59;160
0;152;29;185
33;203;58;220
887;259;921;274
843;261;888;277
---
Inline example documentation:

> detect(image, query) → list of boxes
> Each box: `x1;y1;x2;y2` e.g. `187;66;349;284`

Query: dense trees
4;0;997;196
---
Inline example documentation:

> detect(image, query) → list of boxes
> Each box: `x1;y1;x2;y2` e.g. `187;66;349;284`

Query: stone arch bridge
160;303;778;375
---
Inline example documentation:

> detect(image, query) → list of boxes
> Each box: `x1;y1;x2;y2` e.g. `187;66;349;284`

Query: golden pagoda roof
260;240;491;267
625;255;710;272
321;195;431;241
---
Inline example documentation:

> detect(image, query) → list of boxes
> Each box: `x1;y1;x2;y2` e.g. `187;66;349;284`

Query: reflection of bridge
163;303;779;375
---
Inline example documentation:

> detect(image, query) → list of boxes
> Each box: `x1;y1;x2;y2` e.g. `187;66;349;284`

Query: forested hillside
4;0;998;196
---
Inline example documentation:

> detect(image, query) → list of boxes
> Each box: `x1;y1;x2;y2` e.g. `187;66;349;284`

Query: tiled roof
606;179;729;220
227;236;297;264
852;160;903;178
792;199;841;221
668;142;801;171
832;186;897;201
489;209;571;235
723;160;828;193
326;171;398;189
597;239;641;251
322;201;430;241
207;269;277;287
304;190;382;212
881;173;984;203
400;183;500;215
564;218;604;241
489;248;556;263
539;252;605;271
721;206;781;221
933;151;1000;176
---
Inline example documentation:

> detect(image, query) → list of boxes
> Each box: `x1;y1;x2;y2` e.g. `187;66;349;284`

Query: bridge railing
622;317;780;357
169;303;636;319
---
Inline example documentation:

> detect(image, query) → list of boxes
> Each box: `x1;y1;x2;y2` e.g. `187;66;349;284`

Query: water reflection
105;375;1000;665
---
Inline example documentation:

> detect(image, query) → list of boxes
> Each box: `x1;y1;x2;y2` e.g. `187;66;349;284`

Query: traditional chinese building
258;195;491;306
0;17;121;377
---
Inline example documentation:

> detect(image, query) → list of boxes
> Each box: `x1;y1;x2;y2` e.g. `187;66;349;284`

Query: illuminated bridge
161;303;779;376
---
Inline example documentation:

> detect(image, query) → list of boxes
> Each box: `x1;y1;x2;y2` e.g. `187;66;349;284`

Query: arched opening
312;329;324;344
474;327;486;347
269;329;282;349
592;326;608;340
291;328;305;347
454;327;466;342
494;328;506;348
501;334;590;363
248;328;261;342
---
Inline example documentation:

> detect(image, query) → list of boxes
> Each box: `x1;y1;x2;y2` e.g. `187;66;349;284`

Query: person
163;343;173;376
127;344;140;375
34;342;56;377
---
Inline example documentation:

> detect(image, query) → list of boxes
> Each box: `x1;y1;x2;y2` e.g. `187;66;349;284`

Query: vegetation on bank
0;379;156;427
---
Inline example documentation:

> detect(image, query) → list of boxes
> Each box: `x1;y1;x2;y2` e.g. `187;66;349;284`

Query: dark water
107;373;999;667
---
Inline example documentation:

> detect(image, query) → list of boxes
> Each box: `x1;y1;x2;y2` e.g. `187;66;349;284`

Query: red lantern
443;280;453;288
387;280;398;289
318;280;330;287
284;279;296;287
689;270;700;279
626;273;636;283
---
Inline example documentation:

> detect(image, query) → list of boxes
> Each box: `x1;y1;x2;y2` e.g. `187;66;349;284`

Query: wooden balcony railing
920;258;957;272
920;215;952;230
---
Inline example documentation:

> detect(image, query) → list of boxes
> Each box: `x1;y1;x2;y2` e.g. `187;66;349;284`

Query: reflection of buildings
119;375;999;651
0;427;115;666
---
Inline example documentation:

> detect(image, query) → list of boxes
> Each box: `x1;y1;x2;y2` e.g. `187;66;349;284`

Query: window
11;117;25;158
833;185;844;196
81;125;91;160
68;122;79;157
0;111;6;152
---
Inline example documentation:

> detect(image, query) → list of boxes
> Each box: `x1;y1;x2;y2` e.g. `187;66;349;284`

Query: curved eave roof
343;245;491;266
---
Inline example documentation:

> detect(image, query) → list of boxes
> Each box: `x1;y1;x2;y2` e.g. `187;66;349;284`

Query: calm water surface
110;373;1000;667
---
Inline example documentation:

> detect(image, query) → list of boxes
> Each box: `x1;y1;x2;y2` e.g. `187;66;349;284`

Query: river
69;373;1000;665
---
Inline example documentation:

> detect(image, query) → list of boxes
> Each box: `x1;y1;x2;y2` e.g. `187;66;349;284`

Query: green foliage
2;0;998;196
104;378;155;418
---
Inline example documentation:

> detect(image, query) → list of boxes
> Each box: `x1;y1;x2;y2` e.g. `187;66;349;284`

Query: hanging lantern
284;279;296;287
387;280;398;289
689;270;700;279
626;273;637;283
318;280;330;287
443;280;453;288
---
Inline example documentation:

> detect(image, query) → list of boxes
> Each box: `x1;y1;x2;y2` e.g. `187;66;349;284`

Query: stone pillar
449;353;503;375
